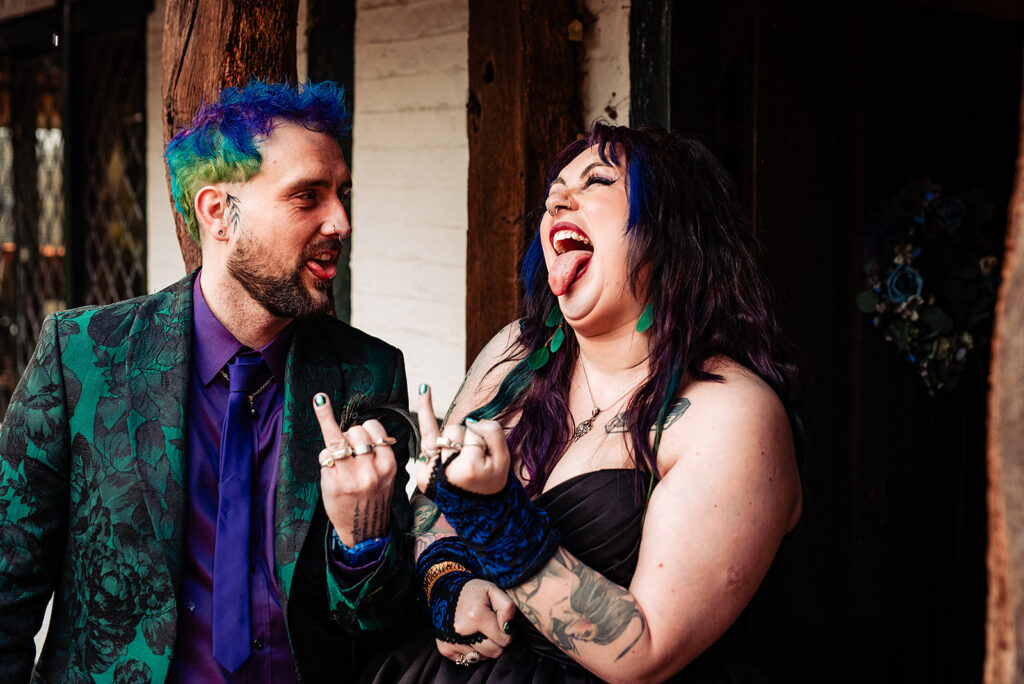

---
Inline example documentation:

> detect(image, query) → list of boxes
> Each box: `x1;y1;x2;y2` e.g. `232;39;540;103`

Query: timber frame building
1;0;1023;681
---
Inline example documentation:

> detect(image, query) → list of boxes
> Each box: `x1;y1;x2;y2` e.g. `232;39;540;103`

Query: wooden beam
161;0;299;272
985;48;1024;684
466;0;581;365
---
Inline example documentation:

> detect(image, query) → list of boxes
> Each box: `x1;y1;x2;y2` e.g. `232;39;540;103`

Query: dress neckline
536;467;637;501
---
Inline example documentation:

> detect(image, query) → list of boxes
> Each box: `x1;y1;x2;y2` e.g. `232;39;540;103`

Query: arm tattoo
225;193;242;234
411;493;442;534
411;493;456;558
510;548;646;660
605;397;691;434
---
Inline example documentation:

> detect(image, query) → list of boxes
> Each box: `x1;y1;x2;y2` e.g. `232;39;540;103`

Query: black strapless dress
364;469;789;683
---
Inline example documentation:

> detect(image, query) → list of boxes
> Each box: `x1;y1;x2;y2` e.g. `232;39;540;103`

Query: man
0;81;413;682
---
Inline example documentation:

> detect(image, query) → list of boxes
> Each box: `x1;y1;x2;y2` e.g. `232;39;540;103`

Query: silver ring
461;440;487;454
353;443;374;456
455;651;481;666
330;446;354;460
318;448;336;468
435;435;462;450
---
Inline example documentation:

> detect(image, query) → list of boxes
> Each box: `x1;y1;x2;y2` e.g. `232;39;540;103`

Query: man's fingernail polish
502;620;512;634
314;393;327;407
419;383;428;395
465;417;478;424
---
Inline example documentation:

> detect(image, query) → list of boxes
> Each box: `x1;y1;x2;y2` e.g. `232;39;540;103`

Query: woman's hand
313;392;398;547
435;579;516;664
414;385;510;495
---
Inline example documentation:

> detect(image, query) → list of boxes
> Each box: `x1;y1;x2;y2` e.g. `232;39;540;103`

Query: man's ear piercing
218;229;225;236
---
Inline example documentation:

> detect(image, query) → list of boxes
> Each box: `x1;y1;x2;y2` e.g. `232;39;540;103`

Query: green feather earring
636;302;654;333
528;306;565;370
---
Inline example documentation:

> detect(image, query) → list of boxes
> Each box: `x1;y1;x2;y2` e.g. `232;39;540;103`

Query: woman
374;123;802;683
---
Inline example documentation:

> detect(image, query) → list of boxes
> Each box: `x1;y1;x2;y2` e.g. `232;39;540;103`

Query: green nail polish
465;417;478;424
419;383;428;395
314;393;327;407
502;620;512;634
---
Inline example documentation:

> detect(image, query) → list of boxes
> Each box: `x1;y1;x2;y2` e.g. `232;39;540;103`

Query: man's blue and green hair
165;80;351;242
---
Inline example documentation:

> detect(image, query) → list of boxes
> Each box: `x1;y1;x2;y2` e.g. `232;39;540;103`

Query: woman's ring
455;651;481;666
435;435;462;450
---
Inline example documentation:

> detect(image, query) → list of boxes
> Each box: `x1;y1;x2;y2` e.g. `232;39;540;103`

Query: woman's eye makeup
584;174;615;188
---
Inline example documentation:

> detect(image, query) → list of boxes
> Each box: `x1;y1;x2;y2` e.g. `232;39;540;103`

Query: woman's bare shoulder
657;356;793;474
443;320;524;426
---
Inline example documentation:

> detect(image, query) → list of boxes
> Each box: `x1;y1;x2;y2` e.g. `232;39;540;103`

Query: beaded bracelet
423;560;469;602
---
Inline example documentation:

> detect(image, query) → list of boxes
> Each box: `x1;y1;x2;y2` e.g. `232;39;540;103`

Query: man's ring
353;443;374;456
374;436;397;447
318;448;338;468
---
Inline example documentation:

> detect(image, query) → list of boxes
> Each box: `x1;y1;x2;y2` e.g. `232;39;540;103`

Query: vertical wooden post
161;0;299;272
985;51;1024;684
465;0;581;364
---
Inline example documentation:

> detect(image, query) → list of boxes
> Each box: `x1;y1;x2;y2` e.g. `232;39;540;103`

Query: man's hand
313;393;398;547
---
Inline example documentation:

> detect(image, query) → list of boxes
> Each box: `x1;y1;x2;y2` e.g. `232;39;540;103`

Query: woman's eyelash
585;175;615;187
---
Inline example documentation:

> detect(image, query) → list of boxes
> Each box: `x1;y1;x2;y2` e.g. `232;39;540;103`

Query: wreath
856;179;1000;394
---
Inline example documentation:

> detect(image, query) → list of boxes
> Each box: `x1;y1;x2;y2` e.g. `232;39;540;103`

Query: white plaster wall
582;0;631;128
145;0;185;292
351;0;469;411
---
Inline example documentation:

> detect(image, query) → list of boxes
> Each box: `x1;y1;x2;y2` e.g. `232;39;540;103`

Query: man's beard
226;230;338;320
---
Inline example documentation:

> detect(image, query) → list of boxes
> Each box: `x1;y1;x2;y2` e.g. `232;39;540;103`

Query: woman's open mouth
548;223;594;296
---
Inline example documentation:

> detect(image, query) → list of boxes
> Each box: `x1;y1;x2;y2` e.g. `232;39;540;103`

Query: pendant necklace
571;360;644;442
218;368;274;416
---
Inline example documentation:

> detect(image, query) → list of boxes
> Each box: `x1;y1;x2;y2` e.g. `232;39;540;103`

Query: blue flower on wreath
886;263;924;303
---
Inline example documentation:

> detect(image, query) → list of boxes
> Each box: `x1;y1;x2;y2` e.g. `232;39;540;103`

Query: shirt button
252;638;264;652
186;601;195;613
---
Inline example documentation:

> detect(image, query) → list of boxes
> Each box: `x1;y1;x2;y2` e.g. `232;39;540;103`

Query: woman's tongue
548;251;592;296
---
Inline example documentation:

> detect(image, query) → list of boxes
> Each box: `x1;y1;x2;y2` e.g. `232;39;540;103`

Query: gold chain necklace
219;368;274;417
571;360;644;442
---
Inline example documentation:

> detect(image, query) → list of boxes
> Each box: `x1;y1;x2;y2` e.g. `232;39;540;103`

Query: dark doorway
0;1;150;419
652;1;1023;681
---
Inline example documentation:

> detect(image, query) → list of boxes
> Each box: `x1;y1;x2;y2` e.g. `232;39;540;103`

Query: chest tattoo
604;397;691;433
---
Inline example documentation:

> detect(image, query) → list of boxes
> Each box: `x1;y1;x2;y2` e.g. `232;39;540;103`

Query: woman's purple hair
469;123;800;495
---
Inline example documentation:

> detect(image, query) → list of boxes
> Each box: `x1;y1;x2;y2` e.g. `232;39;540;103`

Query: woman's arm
423;365;801;683
410;324;524;660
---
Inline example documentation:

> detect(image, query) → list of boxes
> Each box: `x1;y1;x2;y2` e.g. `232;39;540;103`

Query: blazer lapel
125;273;195;579
275;319;347;600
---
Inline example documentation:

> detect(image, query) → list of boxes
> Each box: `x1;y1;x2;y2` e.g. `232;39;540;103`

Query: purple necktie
213;353;266;672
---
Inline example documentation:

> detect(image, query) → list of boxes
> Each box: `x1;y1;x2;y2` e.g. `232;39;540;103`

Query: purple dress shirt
167;275;389;682
167;275;298;683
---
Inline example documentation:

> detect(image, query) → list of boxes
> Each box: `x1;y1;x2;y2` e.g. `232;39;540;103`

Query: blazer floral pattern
0;272;414;683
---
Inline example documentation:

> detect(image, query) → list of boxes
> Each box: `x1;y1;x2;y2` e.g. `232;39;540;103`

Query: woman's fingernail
502;620;512;634
465;417;478;424
419;383;429;395
314;393;327;407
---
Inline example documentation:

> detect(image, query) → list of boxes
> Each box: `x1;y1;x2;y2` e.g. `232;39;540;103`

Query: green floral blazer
0;273;414;683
